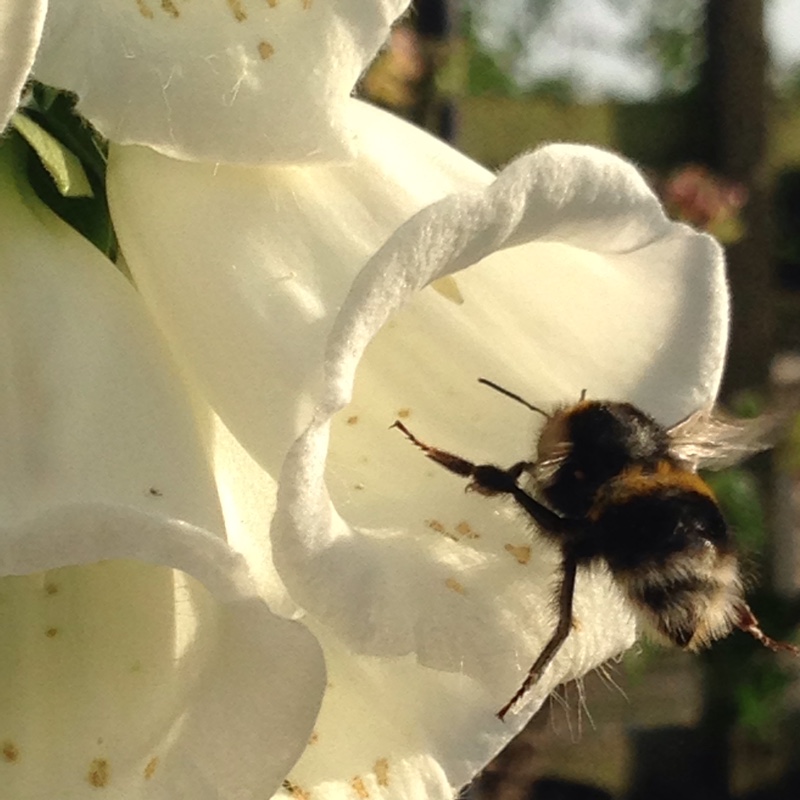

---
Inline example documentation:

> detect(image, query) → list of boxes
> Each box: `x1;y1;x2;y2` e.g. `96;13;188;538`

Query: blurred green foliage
706;468;767;554
462;9;519;96
704;459;799;742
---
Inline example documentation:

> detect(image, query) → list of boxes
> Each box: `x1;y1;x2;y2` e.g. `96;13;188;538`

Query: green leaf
24;85;108;185
28;83;64;113
11;112;93;199
13;84;118;262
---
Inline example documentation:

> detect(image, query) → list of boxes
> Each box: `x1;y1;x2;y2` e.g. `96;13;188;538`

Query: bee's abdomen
585;461;743;650
624;568;743;650
634;575;715;648
586;462;732;571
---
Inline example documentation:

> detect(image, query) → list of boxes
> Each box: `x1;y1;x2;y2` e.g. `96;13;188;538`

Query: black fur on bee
392;381;798;721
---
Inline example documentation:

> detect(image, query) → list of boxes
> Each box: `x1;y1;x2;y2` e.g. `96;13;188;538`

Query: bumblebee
392;379;799;721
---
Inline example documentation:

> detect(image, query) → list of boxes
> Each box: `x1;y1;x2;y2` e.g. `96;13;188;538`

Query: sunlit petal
0;140;325;798
34;0;410;163
0;507;325;799
108;100;492;476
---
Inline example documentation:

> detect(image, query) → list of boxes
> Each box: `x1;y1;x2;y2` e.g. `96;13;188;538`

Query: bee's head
535;400;671;517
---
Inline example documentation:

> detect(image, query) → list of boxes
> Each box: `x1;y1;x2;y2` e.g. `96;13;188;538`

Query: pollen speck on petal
226;0;247;21
159;0;179;18
505;544;531;565
374;758;389;787
283;779;311;800
456;521;479;539
135;0;154;19
2;742;19;763
88;758;110;788
144;756;158;779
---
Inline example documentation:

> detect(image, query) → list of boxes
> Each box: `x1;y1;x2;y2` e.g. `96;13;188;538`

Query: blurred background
361;2;800;799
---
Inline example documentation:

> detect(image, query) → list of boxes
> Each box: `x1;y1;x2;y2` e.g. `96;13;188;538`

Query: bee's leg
391;420;570;536
391;420;534;485
497;554;579;722
736;604;800;655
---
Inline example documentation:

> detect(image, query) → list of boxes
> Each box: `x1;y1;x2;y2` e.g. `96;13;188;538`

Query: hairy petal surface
108;100;492;476
0;0;47;130
33;0;409;163
268;143;728;798
0;141;324;799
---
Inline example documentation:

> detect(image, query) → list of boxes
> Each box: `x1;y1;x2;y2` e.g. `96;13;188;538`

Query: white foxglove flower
30;0;410;163
0;140;326;800
0;1;46;129
109;102;728;800
0;0;727;798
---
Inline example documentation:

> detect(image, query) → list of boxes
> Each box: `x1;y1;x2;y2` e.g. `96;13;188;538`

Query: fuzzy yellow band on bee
589;460;716;521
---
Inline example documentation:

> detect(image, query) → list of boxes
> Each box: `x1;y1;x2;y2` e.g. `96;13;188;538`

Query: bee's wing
668;406;787;471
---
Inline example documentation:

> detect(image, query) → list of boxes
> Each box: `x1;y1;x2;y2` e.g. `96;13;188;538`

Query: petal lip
0;503;327;799
270;142;727;685
33;1;411;163
1;502;252;594
321;143;728;425
0;0;47;130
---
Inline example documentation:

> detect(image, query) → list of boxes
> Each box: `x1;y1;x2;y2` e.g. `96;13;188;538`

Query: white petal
0;141;325;797
0;147;217;530
34;0;410;163
265;143;727;796
112;103;728;797
211;411;299;618
1;507;325;799
0;1;47;130
108;100;492;476
277;578;631;800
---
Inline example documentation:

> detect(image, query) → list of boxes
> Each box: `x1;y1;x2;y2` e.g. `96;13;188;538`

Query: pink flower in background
664;163;748;242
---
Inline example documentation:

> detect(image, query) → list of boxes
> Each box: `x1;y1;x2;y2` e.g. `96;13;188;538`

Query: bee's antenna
478;378;550;419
